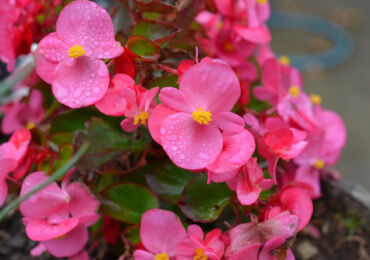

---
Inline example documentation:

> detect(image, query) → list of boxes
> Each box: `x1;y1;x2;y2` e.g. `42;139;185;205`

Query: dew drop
160;128;166;135
199;153;210;160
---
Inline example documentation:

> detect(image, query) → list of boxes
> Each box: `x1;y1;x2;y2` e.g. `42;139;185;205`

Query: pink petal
70;250;89;260
1;104;26;134
226;223;260;256
258;236;286;260
66;182;99;220
179;61;240;113
234;24;271;44
10;128;31;157
228;244;260;260
30;243;46;256
52;57;109;108
26;217;79;241
38;32;68;63
160;113;223;170
140;87;159;112
43;224;88;257
95;74;135;116
12;156;31;180
213;112;245;133
260;212;299;241
295;166;321;199
159;87;193;113
120;117;140;132
279;187;313;231
19;171;67;219
0;142;18;178
261;59;280;89
0;179;8;207
35;46;58;84
148;104;177;144
133;250;155;260
188;224;204;244
56;0;122;59
207;130;255;173
140;209;187;254
210;168;240;183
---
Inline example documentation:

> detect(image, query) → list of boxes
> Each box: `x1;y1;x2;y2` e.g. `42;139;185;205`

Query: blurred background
269;0;370;190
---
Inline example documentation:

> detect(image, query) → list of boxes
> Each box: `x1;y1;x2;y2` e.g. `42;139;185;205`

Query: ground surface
270;0;370;190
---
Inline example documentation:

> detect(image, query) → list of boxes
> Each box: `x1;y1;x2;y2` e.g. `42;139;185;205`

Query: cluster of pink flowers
135;186;312;260
0;0;348;259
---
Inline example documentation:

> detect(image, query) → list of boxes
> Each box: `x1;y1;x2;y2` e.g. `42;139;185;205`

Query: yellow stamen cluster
192;107;212;125
257;0;268;4
310;94;322;105
216;21;223;30
56;234;66;240
314;159;325;170
134;112;149;125
223;41;235;52
67;44;85;58
193;248;208;260
155;253;170;260
26;122;36;130
279;55;290;66
289;86;300;98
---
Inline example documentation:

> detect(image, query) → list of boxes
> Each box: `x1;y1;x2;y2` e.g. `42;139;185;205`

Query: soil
0;179;369;260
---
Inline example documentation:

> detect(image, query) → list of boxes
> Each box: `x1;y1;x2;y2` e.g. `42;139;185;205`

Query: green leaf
133;0;176;14
133;20;180;45
102;183;159;223
53;144;74;171
178;174;233;222
49;132;74;146
127;36;160;61
149;75;179;88
50;107;101;134
146;162;194;204
76;118;147;170
123;225;141;245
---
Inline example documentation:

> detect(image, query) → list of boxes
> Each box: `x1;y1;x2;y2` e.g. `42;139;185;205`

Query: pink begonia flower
1;89;44;134
0;128;31;206
35;0;123;108
20;171;99;258
226;158;273;205
245;114;307;183
282;107;346;198
225;211;299;259
133;209;188;260
148;58;246;170
96;73;159;132
253;58;303;108
176;225;225;260
265;186;313;231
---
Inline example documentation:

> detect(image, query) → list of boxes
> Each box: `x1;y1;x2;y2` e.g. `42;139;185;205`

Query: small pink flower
1;89;44;134
177;225;225;260
148;58;246;170
35;0;123;108
0;128;31;206
226;158;273;205
245;115;307;183
20;171;99;258
265;186;313;231
133;209;188;260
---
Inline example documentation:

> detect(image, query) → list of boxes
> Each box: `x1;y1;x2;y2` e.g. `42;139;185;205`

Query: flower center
68;44;85;58
279;55;290;66
26;122;36;130
56;234;66;240
192;107;212;125
223;41;235;52
193;248;207;260
155;253;170;260
134;112;149;125
310;94;322;105
257;0;268;4
314;159;325;170
289;86;300;98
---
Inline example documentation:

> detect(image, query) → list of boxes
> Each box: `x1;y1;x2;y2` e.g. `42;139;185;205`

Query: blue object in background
267;11;354;72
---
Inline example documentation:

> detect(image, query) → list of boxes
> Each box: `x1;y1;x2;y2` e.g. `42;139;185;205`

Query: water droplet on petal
199;153;210;160
160;128;166;135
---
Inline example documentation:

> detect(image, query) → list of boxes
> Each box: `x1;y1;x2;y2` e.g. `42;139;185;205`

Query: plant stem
0;142;90;222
